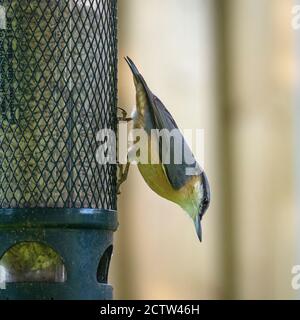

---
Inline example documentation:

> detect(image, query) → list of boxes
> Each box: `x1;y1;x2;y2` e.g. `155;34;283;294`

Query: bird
124;57;210;242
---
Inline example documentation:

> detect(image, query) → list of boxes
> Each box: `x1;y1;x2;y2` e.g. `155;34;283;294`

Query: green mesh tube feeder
0;0;118;300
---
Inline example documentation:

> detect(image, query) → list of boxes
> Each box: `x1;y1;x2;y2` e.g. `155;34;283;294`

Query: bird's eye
202;197;210;211
199;197;209;220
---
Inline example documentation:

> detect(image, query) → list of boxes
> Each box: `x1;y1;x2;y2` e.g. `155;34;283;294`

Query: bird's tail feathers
124;56;141;78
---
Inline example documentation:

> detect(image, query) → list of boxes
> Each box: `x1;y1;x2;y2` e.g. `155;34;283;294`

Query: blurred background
110;0;298;299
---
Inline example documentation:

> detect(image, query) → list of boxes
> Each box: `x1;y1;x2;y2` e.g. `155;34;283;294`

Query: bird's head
194;171;210;242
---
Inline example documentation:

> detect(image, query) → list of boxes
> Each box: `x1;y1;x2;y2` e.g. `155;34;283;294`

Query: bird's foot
117;107;133;122
116;162;131;195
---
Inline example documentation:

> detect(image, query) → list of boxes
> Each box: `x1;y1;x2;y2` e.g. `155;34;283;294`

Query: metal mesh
0;0;117;209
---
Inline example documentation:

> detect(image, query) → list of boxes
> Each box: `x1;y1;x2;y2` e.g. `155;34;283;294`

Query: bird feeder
0;0;118;300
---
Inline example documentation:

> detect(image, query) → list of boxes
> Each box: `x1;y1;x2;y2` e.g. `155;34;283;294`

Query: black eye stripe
199;171;210;218
203;198;209;210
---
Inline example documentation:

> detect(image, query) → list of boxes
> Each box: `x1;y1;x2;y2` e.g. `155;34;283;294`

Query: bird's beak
194;215;202;242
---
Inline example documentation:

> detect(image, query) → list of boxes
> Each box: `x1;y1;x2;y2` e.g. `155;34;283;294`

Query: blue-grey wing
149;94;200;190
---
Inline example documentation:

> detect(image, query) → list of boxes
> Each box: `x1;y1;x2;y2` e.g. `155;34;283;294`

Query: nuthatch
124;57;210;242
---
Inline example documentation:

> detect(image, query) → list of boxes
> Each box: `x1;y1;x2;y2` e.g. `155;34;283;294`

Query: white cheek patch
198;181;204;198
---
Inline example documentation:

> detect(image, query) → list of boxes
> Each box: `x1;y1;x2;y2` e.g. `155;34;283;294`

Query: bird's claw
117;107;132;122
116;162;130;195
116;108;131;194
